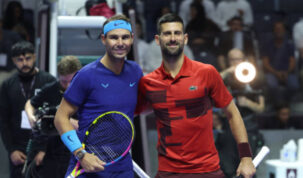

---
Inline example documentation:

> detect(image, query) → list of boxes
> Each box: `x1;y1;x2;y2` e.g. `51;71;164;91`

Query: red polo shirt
137;56;233;173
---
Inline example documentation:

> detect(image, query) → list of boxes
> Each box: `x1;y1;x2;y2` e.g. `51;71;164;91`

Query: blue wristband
61;130;82;153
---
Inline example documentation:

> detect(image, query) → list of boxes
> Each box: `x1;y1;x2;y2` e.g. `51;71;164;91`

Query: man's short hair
227;16;243;26
157;13;184;34
57;56;82;76
101;14;131;35
11;41;34;57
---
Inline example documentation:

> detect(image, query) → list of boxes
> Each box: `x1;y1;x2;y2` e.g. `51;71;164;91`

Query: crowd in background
1;0;302;129
0;0;303;178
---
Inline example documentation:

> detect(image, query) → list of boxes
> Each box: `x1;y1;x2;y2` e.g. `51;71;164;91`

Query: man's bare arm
222;100;256;178
54;98;78;135
54;98;105;172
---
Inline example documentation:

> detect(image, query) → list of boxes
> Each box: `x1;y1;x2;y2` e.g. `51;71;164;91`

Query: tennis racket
67;111;135;178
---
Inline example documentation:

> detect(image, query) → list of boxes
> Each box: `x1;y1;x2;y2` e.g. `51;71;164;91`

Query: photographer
24;56;82;178
221;49;265;158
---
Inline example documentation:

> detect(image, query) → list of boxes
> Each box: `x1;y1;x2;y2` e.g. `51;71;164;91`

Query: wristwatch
75;150;87;161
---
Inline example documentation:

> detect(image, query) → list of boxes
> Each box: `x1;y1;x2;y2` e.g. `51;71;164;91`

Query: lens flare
235;62;256;83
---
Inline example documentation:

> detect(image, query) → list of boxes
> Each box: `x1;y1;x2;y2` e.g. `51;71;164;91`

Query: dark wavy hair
11;41;34;57
156;13;184;34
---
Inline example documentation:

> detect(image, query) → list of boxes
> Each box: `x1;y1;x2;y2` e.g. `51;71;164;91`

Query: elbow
54;112;61;131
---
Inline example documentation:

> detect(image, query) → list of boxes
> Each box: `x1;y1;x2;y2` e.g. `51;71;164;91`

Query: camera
33;103;58;137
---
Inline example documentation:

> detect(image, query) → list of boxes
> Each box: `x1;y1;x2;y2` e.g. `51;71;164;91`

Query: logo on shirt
129;82;136;87
101;83;109;88
189;85;198;91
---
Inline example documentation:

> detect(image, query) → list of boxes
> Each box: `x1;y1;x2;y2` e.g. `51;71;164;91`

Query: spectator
217;16;255;71
293;18;303;85
221;48;265;156
216;0;253;31
0;41;56;178
3;1;34;43
261;102;302;129
185;1;221;68
0;18;22;85
179;0;218;27
135;18;149;74
262;21;300;103
24;55;82;178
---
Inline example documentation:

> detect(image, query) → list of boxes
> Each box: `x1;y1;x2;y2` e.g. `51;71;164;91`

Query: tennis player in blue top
54;14;143;178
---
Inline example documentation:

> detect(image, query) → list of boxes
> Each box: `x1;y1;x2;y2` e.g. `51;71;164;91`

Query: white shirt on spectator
293;18;303;49
179;0;218;27
216;0;253;31
137;38;149;71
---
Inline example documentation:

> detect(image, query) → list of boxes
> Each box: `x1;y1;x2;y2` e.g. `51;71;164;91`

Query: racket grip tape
61;130;82;152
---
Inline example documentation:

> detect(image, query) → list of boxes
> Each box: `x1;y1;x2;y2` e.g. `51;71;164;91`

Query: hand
227;66;236;73
236;157;256;178
34;151;46;166
80;153;106;173
237;96;250;107
28;115;37;128
10;150;26;166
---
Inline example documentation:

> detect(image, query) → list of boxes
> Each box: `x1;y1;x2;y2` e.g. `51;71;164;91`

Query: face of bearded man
13;53;36;76
156;22;188;62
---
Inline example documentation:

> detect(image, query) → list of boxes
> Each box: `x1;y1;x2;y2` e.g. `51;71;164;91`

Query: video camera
33;103;58;137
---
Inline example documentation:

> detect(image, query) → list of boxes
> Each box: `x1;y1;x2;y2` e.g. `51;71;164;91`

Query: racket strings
84;113;133;163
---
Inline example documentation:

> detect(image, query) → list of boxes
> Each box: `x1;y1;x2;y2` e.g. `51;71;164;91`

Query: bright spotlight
234;62;256;83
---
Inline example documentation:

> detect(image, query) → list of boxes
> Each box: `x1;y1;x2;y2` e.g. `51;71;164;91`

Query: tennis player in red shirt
137;13;256;178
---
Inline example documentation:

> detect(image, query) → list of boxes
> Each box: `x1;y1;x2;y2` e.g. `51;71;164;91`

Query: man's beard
160;42;184;62
17;65;35;77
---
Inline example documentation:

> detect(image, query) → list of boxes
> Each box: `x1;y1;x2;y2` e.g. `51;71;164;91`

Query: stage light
234;62;256;83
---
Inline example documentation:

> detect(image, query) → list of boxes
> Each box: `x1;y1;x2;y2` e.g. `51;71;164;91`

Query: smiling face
13;53;36;75
102;28;133;61
155;22;188;61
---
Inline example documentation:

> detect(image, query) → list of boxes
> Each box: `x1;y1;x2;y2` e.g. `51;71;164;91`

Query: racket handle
232;146;270;178
132;160;150;178
253;146;270;167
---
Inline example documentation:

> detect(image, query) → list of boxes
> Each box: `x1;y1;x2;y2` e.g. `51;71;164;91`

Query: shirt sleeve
63;71;89;107
208;65;233;108
135;78;150;115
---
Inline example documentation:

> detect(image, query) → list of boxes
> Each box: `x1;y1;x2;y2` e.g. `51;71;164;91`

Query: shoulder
1;73;18;88
238;0;251;6
74;60;100;80
125;60;140;67
125;60;142;72
41;80;59;91
217;1;227;8
37;70;55;78
191;59;217;72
